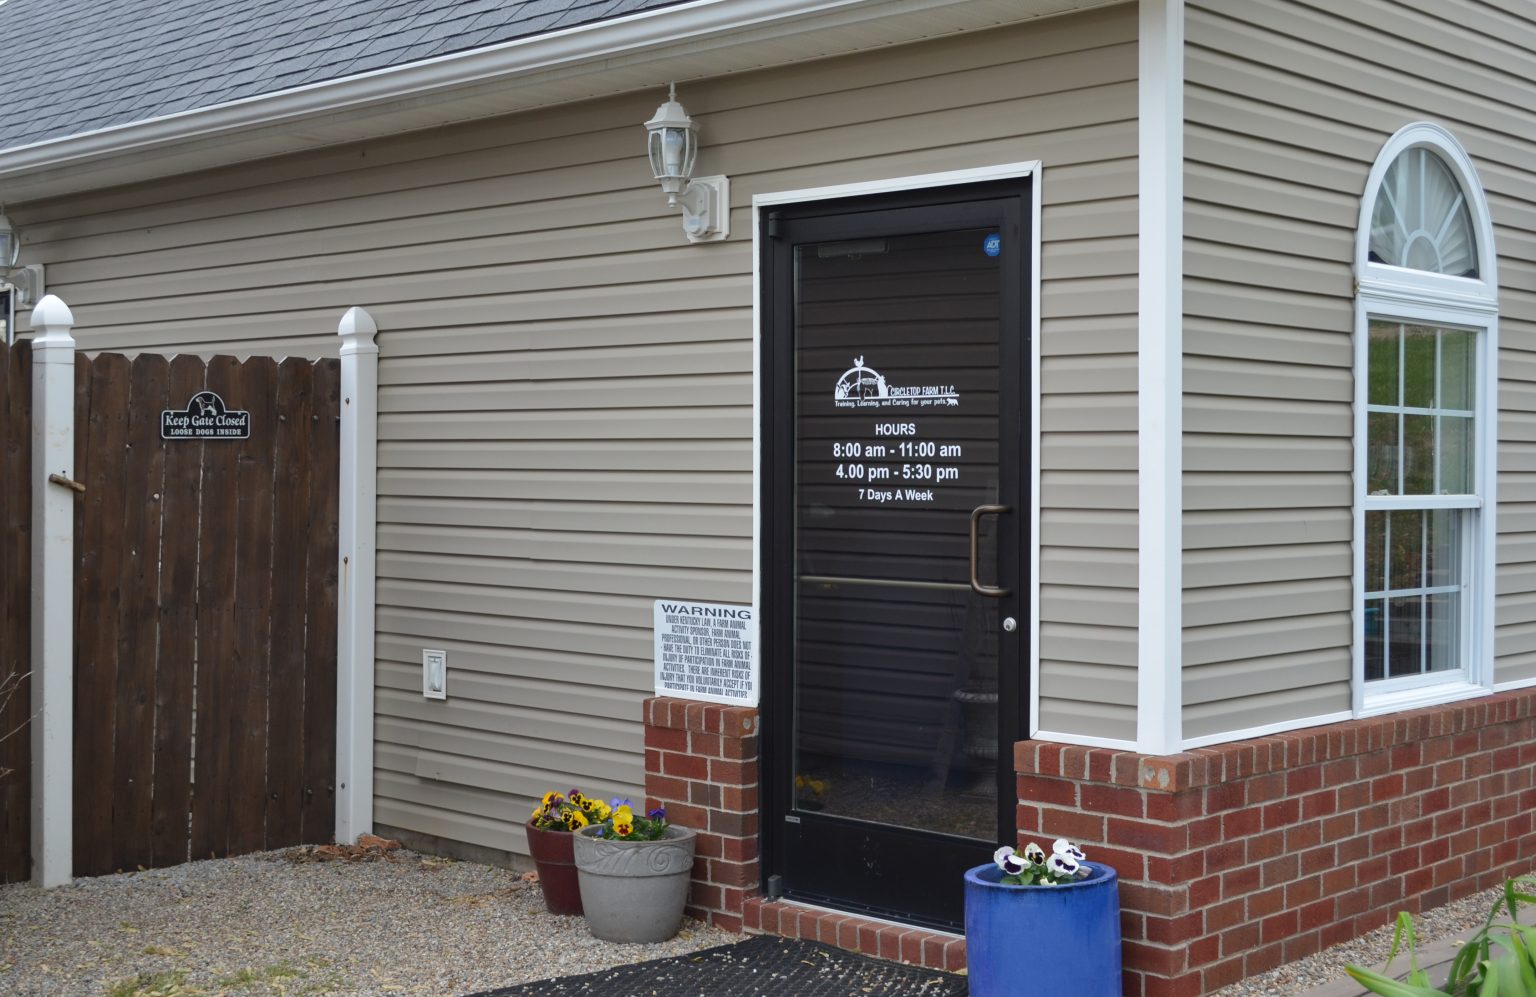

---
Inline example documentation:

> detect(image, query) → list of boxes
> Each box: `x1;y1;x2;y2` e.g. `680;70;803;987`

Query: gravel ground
0;846;741;996
1213;872;1536;996
3;843;1526;997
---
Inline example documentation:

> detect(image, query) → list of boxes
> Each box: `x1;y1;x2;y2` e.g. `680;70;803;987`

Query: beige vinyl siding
1183;0;1536;740
13;3;1140;853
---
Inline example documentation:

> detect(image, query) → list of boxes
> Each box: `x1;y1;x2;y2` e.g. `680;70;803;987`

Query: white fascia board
0;0;1117;202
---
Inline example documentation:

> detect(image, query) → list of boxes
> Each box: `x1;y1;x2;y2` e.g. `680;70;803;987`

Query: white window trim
1352;123;1499;718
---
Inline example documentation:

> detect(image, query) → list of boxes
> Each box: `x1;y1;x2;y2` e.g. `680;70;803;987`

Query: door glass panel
792;227;1001;840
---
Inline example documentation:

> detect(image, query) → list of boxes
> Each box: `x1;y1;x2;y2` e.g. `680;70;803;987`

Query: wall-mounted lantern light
0;207;46;309
644;84;729;243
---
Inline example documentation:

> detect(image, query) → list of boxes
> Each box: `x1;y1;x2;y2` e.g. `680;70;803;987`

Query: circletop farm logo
832;356;959;409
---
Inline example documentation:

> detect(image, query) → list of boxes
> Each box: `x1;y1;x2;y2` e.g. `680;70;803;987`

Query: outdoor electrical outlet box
422;649;447;700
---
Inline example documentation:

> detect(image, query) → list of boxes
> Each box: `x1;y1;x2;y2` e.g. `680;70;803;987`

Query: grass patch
104;969;202;996
214;962;302;989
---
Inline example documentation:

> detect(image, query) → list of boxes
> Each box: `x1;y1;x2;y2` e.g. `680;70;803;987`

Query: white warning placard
654;600;757;706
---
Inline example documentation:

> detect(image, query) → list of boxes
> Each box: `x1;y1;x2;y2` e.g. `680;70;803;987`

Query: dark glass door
762;182;1030;930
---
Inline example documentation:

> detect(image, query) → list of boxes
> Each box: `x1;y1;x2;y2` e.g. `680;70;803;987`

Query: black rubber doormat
464;934;968;996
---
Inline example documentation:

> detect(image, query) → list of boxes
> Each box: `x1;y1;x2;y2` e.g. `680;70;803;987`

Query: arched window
1354;123;1497;716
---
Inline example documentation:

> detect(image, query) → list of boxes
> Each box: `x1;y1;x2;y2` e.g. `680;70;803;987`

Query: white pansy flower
1046;853;1080;878
993;846;1027;876
1052;839;1086;862
1023;842;1047;865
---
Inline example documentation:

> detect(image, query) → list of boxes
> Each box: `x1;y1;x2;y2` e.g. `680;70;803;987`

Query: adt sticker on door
654;600;758;706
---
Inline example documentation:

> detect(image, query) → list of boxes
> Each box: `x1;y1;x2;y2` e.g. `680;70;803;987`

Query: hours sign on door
833;421;963;504
829;357;967;504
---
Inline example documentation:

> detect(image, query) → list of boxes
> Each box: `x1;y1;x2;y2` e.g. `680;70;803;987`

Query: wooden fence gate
1;344;341;881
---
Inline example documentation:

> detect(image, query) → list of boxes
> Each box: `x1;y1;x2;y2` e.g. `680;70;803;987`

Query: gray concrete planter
572;824;697;943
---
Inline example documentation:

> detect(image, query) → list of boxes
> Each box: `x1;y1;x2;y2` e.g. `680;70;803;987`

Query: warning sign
654;600;757;706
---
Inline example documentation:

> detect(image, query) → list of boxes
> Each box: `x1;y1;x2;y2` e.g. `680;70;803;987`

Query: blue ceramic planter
963;861;1122;997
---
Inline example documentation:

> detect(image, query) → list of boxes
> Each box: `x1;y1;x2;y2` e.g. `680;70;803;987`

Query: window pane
1402;327;1436;408
1401;414;1434;494
1388;509;1424;592
1425;509;1461;589
1425;591;1460;674
1364;598;1385;680
1440;330;1475;410
1368;323;1400;406
1365;510;1387;593
1367;148;1479;278
1367;412;1399;495
1387;595;1424;677
1438;415;1473;494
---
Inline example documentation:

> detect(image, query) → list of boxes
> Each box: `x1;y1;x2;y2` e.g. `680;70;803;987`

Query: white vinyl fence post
335;306;378;845
29;295;75;887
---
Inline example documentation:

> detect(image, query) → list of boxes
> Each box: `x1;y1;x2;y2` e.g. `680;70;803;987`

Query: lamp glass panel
661;127;687;175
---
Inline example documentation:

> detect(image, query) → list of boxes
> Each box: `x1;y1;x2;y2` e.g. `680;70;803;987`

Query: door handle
969;504;1011;597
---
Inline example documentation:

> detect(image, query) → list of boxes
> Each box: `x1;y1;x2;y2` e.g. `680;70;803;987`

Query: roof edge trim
0;0;1091;199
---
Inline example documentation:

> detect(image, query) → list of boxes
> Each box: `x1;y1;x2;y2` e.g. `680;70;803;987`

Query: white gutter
0;0;1116;201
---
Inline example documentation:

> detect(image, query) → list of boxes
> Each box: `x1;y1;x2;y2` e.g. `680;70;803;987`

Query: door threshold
743;896;966;974
778;897;963;935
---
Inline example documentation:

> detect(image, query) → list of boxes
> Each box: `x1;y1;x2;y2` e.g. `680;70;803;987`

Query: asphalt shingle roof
0;0;687;153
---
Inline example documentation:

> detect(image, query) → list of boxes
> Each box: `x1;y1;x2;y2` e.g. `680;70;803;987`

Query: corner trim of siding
1137;0;1184;754
1180;710;1353;751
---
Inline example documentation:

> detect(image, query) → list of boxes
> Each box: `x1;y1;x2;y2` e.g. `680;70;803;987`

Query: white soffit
0;0;1121;202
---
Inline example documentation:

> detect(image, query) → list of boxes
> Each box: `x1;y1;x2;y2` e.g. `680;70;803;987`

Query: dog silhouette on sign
193;393;219;417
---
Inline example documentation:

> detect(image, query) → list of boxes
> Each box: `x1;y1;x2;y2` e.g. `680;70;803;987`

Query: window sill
1358;679;1489;719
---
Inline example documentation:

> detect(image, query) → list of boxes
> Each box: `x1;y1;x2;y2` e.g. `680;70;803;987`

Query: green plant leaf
1503;927;1536;994
1343;965;1451;997
1385;911;1432;984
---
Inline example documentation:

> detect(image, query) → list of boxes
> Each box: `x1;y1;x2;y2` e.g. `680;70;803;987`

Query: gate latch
47;473;85;494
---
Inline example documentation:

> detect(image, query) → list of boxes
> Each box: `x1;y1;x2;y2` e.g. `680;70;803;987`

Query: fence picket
302;358;341;845
150;355;207;868
189;356;241;861
226;358;277;855
265;359;314;847
110;355;170;872
73;353;131;876
0;341;31;883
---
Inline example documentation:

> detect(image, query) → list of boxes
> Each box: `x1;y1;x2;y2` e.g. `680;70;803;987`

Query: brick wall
642;697;761;934
1016;690;1536;997
645;691;1536;994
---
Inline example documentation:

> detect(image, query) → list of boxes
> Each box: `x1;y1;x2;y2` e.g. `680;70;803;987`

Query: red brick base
644;691;1536;994
642;697;761;935
1017;690;1536;996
